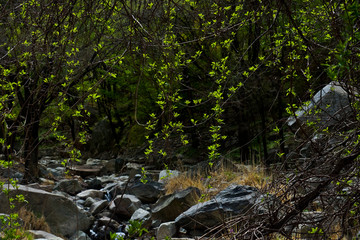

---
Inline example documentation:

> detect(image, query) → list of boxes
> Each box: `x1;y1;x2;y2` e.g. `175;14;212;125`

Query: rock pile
0;158;266;240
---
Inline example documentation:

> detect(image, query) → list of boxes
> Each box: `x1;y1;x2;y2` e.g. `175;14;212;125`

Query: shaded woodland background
0;0;359;179
2;1;360;239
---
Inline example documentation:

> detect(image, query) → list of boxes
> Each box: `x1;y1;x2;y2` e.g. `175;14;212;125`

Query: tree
203;0;360;238
0;0;126;182
1;0;360;238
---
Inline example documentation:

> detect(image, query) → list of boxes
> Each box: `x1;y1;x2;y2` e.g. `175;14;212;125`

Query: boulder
96;210;112;219
175;185;261;230
158;170;181;184
39;178;55;187
125;162;144;172
152;187;201;222
52;167;66;178
130;208;151;227
39;165;65;178
86;158;102;166
0;168;23;180
99;175;128;185
67;165;102;178
99;158;125;175
28;230;64;240
109;194;141;218
77;189;104;200
108;182;127;198
75;199;85;207
69;231;91;240
84;197;97;208
287;81;354;131
53;179;82;195
127;181;165;203
98;216;121;231
85;178;102;190
156;221;177;240
130;208;151;222
90;200;108;215
0;185;92;237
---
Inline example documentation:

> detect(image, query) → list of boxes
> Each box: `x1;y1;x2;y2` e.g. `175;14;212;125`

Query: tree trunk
22;109;41;183
259;99;269;166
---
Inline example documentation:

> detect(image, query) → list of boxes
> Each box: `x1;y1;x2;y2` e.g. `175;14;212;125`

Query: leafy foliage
1;0;360;238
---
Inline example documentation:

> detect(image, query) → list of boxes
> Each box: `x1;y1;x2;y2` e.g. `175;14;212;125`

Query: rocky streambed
0;156;268;240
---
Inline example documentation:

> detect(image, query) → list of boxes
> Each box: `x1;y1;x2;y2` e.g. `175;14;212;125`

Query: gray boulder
90;200;108;215
67;165;102;178
99;158;125;175
85;178;102;190
77;189;104;200
108;183;127;200
0;168;23;180
125;162;144;172
109;194;141;218
98;216;121;230
0;185;92;237
130;208;151;222
287;81;354;131
39;165;65;178
84;197;97;208
128;181;165;203
175;185;261;230
53;179;82;195
152;187;201;222
28;230;64;240
158;170;180;184
69;231;91;240
156;221;177;240
130;208;151;227
86;158;102;165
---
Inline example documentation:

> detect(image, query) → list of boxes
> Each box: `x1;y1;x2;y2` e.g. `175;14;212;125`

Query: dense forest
1;0;360;239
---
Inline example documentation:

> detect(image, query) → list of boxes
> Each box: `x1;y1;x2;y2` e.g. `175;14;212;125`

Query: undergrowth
18;207;50;232
0;206;50;239
165;164;270;200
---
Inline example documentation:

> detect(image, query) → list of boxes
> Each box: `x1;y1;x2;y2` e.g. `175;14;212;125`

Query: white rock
130;208;150;221
157;221;177;240
287;81;354;130
158;170;181;183
28;230;64;240
77;189;104;200
69;231;91;240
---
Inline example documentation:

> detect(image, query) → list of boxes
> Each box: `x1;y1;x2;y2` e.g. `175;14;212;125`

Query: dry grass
165;164;270;200
165;163;359;240
18;207;51;232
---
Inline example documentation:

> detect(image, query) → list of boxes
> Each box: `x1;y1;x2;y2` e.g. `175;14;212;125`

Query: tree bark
22;106;42;183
